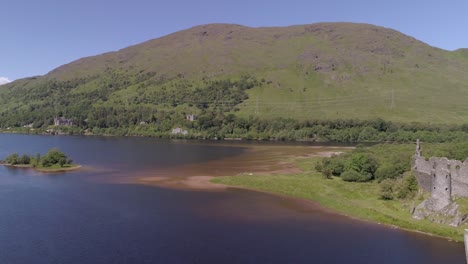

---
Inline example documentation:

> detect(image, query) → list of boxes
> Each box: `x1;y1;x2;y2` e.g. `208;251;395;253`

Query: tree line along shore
3;117;468;143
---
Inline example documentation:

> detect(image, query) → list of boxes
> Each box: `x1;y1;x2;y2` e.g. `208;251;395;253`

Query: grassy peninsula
2;148;80;172
212;143;468;242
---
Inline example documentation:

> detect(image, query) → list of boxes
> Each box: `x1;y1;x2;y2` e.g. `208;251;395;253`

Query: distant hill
1;22;468;133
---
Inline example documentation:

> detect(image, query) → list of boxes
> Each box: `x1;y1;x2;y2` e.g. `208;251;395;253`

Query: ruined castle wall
448;159;468;197
413;155;468;198
453;160;468;184
451;179;468;197
429;157;452;210
413;171;431;192
413;156;432;192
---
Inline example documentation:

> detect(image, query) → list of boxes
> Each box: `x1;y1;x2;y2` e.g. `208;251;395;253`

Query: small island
1;148;81;172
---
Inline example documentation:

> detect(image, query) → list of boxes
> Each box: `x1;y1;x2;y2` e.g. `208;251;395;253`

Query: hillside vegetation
1;23;468;139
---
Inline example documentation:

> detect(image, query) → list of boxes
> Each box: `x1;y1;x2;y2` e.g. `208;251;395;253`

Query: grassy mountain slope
1;22;468;130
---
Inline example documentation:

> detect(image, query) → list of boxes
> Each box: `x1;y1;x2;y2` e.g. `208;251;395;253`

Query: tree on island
19;154;31;165
41;148;73;167
4;148;73;168
5;153;35;166
5;153;20;165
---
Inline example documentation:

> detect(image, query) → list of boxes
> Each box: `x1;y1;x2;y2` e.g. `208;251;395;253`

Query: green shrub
321;155;345;176
341;169;373;182
396;173;418;199
380;179;395;200
314;161;323;172
342;152;378;181
322;168;332;179
375;163;405;181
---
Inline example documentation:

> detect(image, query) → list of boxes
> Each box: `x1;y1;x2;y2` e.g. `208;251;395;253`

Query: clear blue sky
1;0;467;82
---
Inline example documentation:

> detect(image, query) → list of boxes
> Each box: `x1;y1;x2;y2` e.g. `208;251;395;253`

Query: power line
240;94;391;107
255;96;259;115
390;89;394;109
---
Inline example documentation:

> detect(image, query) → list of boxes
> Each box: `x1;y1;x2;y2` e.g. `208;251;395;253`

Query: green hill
1;22;468;139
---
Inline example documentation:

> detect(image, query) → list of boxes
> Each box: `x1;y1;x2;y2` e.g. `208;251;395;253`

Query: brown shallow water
0;135;465;263
132;144;350;190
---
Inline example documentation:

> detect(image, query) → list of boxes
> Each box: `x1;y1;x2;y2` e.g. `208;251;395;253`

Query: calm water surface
0;134;465;263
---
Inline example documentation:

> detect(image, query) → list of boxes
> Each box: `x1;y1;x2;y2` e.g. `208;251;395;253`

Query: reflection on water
0;134;465;263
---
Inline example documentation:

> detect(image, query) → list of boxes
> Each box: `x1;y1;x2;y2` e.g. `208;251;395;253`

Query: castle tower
429;158;452;211
415;139;421;157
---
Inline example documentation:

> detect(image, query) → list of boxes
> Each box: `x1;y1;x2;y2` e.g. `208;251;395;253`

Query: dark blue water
0;134;465;263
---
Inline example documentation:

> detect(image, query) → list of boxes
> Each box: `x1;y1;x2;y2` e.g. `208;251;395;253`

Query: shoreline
136;150;343;190
230;185;451;241
140;173;456;242
0;130;370;146
222;182;453;242
136;148;465;243
211;177;465;243
2;163;82;173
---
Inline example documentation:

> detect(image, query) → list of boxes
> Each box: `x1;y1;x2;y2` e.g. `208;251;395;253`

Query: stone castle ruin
412;140;468;226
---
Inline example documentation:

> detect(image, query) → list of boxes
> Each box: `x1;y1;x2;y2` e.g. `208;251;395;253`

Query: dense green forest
0;70;257;127
0;72;261;137
3;113;468;143
2;71;468;142
2;68;468;142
